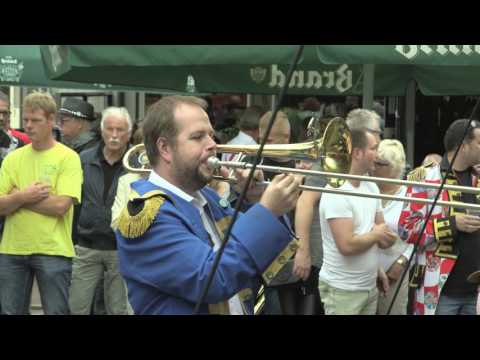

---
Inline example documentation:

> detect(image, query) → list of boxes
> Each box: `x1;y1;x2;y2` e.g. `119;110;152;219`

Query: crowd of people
0;90;479;315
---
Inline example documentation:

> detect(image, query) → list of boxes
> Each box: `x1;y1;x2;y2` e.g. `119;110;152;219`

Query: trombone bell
215;117;352;188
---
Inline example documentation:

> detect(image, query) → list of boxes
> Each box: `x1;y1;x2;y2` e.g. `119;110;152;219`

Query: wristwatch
396;256;408;267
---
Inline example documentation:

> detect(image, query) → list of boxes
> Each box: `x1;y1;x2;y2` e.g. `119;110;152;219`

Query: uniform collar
148;170;204;205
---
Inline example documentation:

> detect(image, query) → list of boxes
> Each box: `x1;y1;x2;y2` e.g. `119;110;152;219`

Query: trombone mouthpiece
207;157;221;170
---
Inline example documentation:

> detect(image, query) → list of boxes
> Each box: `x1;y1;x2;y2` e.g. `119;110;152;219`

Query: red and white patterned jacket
398;159;479;315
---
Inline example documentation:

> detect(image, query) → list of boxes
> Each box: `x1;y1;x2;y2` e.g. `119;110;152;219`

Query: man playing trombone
400;119;480;315
115;96;302;315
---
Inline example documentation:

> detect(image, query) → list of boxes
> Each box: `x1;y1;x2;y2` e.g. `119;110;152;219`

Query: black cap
59;98;95;121
444;118;480;152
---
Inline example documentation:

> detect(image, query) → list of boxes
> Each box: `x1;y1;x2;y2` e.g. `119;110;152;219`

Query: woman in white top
372;139;413;315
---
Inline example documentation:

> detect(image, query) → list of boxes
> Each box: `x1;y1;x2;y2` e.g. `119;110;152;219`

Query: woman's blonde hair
377;139;406;179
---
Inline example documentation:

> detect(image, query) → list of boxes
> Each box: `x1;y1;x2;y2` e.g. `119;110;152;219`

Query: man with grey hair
346;108;383;142
69;107;132;315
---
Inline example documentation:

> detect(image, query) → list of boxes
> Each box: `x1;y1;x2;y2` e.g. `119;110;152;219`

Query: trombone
208;158;480;211
123;117;480;210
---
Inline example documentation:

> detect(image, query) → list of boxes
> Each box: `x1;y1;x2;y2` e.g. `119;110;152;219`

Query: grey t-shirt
303;161;327;268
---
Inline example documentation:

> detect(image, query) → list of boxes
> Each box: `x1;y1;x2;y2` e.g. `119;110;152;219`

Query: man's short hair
346;108;381;133
0;90;9;104
350;127;369;151
443;118;480;152
143;96;207;166
23;91;57;117
259;110;290;134
101;107;133;132
302;97;321;112
238;105;265;131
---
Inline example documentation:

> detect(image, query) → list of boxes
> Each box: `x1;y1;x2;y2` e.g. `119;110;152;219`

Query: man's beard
175;160;212;192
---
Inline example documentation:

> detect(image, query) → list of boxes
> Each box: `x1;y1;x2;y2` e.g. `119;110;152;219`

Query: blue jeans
0;254;72;315
435;293;477;315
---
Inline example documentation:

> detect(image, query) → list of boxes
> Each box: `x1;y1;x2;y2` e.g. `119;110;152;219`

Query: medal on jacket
219;198;229;208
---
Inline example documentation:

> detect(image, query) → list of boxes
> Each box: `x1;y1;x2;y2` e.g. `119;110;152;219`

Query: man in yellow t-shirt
0;92;82;315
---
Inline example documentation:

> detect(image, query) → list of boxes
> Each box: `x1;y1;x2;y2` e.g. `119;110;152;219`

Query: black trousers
275;266;324;315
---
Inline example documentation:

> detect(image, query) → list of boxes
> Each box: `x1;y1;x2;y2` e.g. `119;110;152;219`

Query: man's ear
48;113;56;124
352;147;362;160
157;137;173;163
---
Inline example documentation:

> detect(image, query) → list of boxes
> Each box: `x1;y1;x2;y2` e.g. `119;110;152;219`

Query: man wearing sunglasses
58;98;99;154
0;91;30;145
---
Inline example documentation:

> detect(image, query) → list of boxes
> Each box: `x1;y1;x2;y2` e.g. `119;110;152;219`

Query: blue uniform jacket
115;179;293;315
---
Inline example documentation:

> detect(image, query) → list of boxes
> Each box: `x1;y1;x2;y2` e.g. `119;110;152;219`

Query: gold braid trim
118;190;167;239
262;238;299;285
208;302;230;315
407;166;426;182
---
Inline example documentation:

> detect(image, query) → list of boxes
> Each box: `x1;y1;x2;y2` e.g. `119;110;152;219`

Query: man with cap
59;98;104;314
399;119;480;315
58;98;100;154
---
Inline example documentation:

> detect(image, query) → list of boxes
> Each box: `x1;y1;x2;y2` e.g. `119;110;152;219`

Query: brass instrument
124;117;351;188
208;161;480;211
123;116;480;208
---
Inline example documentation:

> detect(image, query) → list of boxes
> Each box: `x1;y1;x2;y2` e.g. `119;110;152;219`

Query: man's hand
20;182;51;204
377;267;390;297
371;223;397;249
228;167;265;203
473;164;480;176
293;247;311;281
260;173;303;216
455;213;480;233
295;160;313;170
386;256;407;284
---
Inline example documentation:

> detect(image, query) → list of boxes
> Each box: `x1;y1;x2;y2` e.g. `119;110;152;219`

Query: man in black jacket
68;106;132;315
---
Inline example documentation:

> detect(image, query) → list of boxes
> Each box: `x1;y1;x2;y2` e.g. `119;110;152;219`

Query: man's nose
206;135;217;150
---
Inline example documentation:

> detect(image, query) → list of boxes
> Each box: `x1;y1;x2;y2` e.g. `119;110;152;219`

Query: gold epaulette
118;189;168;239
407;160;435;182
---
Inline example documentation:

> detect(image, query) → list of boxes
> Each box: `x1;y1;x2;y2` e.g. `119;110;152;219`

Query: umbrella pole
362;64;375;109
405;79;416;168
